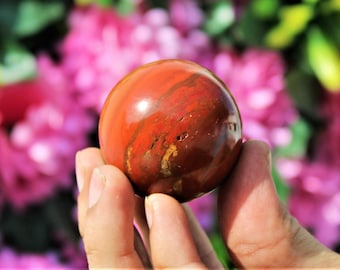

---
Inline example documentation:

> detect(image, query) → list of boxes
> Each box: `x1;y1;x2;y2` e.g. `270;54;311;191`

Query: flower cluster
278;91;340;247
318;92;340;167
60;2;212;113
0;248;72;270
0;56;93;209
212;48;297;147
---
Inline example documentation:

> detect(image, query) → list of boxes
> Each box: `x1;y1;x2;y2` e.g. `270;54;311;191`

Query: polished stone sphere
99;59;242;202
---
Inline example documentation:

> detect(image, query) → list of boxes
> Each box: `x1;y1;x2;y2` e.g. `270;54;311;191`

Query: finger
145;193;207;269
133;195;151;267
75;147;104;237
133;225;152;269
218;140;340;268
183;204;224;269
82;165;144;269
134;196;150;251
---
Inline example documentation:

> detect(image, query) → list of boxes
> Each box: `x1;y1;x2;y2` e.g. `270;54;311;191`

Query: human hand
75;146;221;269
217;140;340;268
75;140;340;269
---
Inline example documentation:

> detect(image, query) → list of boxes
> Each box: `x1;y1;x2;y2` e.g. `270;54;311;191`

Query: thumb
218;140;340;268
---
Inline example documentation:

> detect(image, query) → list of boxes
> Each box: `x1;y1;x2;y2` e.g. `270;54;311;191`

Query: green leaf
0;44;37;85
303;0;319;3
75;0;93;6
0;205;51;252
14;0;65;37
265;4;314;49
320;13;340;45
100;0;115;7
251;0;279;19
114;0;136;15
279;4;314;32
285;67;322;120
236;6;269;46
0;190;78;252
204;1;235;36
43;192;79;243
0;0;19;41
209;232;231;269
74;0;135;13
307;26;340;91
320;0;340;14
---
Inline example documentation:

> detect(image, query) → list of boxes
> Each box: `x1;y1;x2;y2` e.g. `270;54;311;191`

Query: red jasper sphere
99;59;242;202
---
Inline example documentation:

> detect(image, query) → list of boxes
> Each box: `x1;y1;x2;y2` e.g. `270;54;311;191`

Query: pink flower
169;0;204;34
60;4;213;113
284;90;340;248
0;55;93;209
316;92;340;167
276;89;340;248
60;242;87;269
289;190;340;248
0;247;72;269
278;158;340;247
188;193;216;232
212;48;297;147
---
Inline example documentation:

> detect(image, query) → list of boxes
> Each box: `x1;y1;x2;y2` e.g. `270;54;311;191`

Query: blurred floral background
1;0;340;268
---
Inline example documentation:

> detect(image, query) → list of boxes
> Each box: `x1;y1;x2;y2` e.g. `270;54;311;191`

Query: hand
75;147;219;269
75;140;340;269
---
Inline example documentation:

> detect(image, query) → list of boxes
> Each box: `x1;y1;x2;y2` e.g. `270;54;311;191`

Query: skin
75;140;340;269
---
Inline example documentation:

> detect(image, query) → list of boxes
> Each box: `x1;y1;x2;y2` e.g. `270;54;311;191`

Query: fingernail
75;151;84;192
89;168;106;208
145;196;153;228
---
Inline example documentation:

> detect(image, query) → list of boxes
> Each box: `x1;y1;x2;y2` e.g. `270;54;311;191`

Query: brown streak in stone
126;146;132;175
160;144;178;177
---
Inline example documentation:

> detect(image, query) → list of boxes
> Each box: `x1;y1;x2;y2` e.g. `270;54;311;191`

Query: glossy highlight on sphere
99;59;242;202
